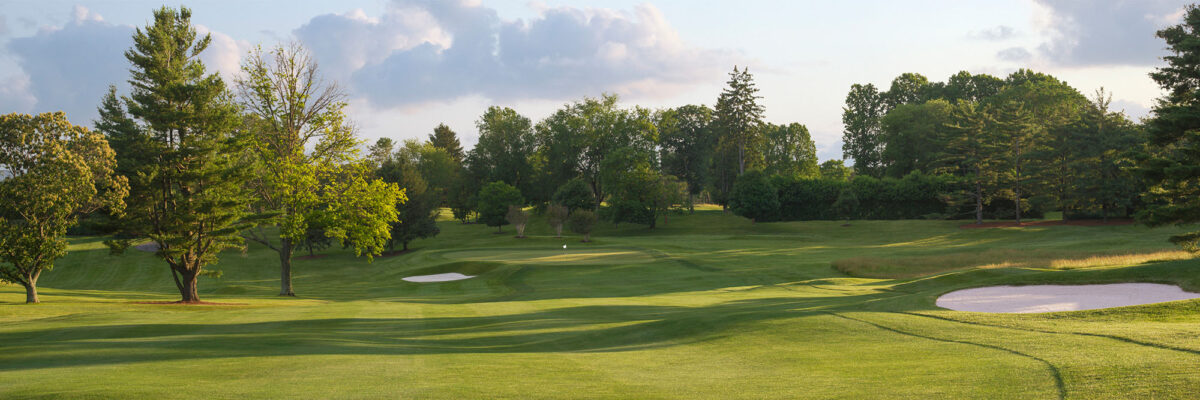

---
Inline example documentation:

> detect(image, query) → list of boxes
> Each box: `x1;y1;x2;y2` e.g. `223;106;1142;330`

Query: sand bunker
402;273;475;283
936;283;1200;313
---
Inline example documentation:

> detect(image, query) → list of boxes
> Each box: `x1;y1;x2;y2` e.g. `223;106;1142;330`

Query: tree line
7;4;1200;304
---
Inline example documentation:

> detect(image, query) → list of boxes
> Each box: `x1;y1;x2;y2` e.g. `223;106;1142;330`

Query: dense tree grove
838;67;1146;224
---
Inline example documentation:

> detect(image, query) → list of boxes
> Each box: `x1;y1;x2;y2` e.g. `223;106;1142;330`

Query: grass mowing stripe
827;311;1067;400
901;311;1200;357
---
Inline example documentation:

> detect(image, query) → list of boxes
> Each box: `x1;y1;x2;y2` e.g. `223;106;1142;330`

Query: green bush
477;181;524;232
729;170;779;222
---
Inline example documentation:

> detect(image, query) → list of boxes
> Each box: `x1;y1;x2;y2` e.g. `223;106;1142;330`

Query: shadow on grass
0;291;902;371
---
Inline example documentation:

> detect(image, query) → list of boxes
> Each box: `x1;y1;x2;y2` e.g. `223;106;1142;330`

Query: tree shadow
0;290;917;371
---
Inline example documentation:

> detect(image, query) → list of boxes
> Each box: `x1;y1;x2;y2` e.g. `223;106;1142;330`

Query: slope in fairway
2;212;1200;399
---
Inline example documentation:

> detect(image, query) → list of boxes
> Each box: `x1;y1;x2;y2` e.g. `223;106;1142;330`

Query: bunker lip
936;283;1200;313
402;272;475;283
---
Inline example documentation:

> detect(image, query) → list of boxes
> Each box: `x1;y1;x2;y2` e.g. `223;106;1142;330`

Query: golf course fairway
2;210;1199;399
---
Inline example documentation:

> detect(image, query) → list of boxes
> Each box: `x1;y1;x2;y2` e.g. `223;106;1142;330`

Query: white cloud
72;5;103;24
1111;98;1152;120
296;1;735;108
293;5;451;84
5;9;132;125
997;47;1033;62
0;8;250;126
1032;0;1190;66
968;25;1016;41
0;72;36;112
196;25;252;82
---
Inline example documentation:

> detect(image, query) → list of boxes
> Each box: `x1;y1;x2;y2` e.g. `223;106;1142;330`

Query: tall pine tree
714;66;765;175
107;6;260;303
1140;4;1200;251
429;123;464;163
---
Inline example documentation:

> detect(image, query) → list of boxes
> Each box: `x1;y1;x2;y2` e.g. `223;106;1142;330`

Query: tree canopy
0;112;128;303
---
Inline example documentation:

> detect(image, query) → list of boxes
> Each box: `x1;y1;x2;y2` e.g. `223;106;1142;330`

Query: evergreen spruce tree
714;66;765;175
1140;5;1200;251
429;123;464;163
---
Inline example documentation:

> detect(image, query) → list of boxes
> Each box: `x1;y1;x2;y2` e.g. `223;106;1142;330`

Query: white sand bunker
402;273;475;283
937;283;1200;313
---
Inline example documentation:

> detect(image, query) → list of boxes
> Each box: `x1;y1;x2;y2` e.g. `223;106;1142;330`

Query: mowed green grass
3;211;1200;399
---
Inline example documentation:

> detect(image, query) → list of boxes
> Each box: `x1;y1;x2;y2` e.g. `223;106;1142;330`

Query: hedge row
770;172;960;220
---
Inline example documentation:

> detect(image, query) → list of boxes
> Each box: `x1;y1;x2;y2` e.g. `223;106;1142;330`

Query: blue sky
0;0;1188;161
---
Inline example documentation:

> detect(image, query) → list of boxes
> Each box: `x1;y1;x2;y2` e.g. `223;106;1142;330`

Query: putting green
439;248;656;265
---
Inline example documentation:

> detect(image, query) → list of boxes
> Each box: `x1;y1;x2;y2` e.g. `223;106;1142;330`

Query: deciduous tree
466;107;536;198
237;42;402;296
762;122;819;178
567;210;597;242
506;206;530;238
0;112;128;303
842;83;887;177
658;104;715;213
477;181;523;233
547;204;569;237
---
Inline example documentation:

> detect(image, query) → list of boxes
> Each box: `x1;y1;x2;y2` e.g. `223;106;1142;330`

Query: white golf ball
563;245;567;249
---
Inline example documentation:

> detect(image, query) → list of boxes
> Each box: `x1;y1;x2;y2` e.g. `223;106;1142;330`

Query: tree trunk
738;140;746;175
279;238;295;297
23;270;40;304
583;233;590;242
974;181;983;225
1014;186;1022;225
24;282;38;304
403;241;409;251
1014;144;1022;225
688;192;695;214
178;269;200;303
554;225;562;237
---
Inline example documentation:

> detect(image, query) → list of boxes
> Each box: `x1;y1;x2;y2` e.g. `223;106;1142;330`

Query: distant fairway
440;248;656;265
3;211;1200;399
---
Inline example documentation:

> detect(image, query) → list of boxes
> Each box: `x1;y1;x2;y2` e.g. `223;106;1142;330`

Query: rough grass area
833;249;1193;278
2;210;1200;399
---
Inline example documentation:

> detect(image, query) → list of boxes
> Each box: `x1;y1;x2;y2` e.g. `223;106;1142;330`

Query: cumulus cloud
0;73;36;112
297;0;734;107
1033;0;1190;66
1;7;248;125
196;25;252;81
293;6;451;84
997;47;1033;62
5;7;132;124
968;25;1016;41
